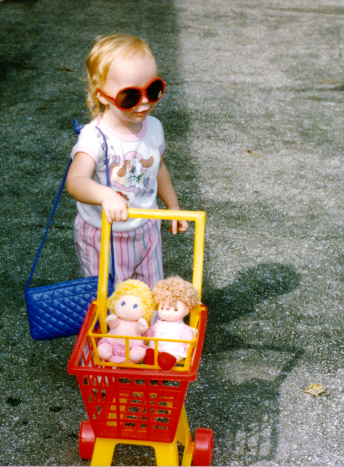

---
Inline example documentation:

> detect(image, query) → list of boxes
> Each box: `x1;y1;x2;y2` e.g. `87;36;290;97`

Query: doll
97;279;155;363
144;276;199;370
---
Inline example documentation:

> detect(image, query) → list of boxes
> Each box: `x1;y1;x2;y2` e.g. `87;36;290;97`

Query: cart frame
67;208;213;466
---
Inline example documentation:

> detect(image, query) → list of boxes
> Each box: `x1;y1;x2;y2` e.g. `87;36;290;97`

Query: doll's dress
98;337;146;363
146;320;195;360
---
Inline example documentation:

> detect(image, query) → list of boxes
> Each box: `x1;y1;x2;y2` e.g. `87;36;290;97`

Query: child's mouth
136;108;150;115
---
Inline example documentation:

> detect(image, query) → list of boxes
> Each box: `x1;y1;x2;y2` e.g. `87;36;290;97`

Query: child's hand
66;153;128;224
168;219;189;235
102;190;129;224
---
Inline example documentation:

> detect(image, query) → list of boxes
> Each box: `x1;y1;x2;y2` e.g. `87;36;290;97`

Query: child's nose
141;94;149;105
166;306;170;311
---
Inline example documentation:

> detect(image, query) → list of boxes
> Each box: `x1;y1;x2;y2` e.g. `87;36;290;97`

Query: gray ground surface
1;0;344;465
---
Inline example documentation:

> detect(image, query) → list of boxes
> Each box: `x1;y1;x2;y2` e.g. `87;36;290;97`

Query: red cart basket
67;209;213;466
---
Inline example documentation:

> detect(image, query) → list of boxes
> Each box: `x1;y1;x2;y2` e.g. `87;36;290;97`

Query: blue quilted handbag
25;124;114;340
26;276;113;340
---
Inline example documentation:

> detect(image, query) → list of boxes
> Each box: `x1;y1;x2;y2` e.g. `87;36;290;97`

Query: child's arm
157;160;189;234
66;152;128;224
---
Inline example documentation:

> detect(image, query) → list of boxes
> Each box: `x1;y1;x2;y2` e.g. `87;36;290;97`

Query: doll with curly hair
98;279;155;363
144;276;199;370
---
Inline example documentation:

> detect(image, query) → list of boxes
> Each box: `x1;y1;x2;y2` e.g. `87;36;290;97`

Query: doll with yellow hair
97;279;155;363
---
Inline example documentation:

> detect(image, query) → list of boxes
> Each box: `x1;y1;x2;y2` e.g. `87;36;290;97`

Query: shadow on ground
203;262;302;328
188;262;304;464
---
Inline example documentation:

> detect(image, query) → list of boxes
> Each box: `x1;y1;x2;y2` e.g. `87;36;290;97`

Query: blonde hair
85;33;154;119
152;276;199;311
107;279;155;321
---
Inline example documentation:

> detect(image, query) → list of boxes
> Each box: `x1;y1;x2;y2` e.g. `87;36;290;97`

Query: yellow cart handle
97;208;206;333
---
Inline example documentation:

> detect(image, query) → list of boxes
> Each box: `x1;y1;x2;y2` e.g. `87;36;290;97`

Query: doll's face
97;53;159;132
114;294;143;321
158;301;189;322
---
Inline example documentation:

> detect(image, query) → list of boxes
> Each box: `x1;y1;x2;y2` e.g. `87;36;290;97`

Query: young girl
66;34;188;289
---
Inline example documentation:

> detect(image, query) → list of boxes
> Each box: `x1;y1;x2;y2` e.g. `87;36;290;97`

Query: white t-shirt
71;115;165;231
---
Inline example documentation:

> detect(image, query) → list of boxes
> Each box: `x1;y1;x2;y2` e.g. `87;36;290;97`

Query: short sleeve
70;122;103;164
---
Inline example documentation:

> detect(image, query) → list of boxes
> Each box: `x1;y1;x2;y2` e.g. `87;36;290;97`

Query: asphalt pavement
1;0;344;465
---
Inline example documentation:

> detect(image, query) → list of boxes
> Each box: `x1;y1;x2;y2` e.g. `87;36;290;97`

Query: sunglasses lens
117;88;142;109
146;79;164;102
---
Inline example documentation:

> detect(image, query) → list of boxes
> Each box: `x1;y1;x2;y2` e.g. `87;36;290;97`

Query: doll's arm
135;318;149;334
181;325;195;341
66;152;128;224
180;325;195;352
145;323;156;338
105;314;120;329
157;160;189;234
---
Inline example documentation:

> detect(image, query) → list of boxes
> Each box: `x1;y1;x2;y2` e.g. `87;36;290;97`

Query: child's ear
96;90;108;107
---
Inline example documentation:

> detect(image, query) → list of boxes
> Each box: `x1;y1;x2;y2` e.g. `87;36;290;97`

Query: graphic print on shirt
98;128;155;197
109;152;154;197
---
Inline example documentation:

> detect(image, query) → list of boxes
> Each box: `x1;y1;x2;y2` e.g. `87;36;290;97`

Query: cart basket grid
68;300;208;444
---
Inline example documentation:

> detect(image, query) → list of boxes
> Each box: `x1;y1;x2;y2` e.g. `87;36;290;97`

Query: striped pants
74;213;163;290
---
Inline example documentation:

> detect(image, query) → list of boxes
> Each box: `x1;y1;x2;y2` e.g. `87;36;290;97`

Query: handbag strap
25;121;115;293
95;126;116;273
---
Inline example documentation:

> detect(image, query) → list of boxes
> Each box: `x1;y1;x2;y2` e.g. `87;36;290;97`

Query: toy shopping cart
67;208;213;466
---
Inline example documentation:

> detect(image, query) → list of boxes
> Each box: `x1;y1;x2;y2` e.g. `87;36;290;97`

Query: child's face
114;294;143;321
98;53;159;130
158;301;189;322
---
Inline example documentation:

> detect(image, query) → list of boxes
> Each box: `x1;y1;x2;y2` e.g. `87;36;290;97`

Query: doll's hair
107;279;155;321
152;276;199;311
85;33;154;119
